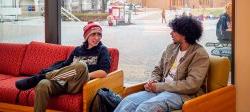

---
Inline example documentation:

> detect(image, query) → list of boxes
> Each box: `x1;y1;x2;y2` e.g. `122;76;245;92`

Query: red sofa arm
108;48;119;72
182;85;236;112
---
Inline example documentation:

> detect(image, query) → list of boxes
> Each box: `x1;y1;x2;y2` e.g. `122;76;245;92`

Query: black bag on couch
90;88;122;112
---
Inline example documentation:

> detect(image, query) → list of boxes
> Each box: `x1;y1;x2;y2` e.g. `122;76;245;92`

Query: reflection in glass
0;0;45;43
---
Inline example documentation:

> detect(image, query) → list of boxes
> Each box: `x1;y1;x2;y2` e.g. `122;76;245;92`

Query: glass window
0;0;45;43
60;0;233;85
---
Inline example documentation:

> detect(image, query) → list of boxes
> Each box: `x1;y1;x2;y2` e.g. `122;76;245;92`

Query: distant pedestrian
161;8;167;23
107;14;114;26
216;2;232;43
128;3;133;24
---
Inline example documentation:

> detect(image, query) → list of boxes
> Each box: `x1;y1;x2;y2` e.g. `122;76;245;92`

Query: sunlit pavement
0;8;224;85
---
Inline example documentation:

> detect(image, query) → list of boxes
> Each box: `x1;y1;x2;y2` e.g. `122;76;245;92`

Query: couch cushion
0;75;83;112
0;77;36;106
0;77;26;104
66;46;75;58
26;90;82;112
0;74;13;81
207;57;230;92
20;41;71;75
0;43;27;76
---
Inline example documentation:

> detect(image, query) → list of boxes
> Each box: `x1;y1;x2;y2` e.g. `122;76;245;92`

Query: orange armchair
123;57;236;112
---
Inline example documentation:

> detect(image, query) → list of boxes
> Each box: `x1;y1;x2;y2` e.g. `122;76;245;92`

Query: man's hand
144;83;151;92
144;80;157;92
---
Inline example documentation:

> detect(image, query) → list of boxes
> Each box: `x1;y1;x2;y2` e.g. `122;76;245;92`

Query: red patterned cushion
0;77;36;106
66;46;75;58
27;90;82;112
0;77;26;104
0;43;26;76
108;48;119;72
18;88;33;106
0;74;13;81
20;41;71;75
0;75;82;112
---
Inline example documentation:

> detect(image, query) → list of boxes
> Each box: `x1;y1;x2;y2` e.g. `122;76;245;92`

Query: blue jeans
114;91;183;112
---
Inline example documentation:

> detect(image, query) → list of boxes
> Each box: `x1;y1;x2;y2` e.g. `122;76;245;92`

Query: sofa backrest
20;41;71;75
53;46;119;73
20;41;119;75
0;43;27;76
207;57;230;92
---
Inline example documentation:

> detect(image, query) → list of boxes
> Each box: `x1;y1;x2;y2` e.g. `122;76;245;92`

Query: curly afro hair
169;16;203;44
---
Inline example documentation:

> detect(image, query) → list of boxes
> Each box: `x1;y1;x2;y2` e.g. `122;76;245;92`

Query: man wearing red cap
15;21;111;112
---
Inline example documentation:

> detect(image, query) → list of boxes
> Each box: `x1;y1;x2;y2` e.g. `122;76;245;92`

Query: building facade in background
131;0;231;9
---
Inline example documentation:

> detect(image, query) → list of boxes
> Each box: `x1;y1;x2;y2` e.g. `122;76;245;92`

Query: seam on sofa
18;44;28;76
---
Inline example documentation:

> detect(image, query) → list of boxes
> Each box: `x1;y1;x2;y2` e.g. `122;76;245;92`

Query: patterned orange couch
0;41;123;112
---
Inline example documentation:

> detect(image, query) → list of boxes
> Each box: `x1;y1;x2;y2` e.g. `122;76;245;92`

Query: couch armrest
83;70;124;112
182;85;236;112
122;82;145;98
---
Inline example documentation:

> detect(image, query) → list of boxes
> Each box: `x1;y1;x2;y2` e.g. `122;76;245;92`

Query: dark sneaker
15;74;46;90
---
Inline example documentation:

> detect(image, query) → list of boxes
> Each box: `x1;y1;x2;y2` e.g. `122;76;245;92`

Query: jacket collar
82;41;103;50
170;43;198;64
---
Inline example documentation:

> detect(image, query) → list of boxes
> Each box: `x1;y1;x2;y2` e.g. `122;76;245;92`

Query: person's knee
136;92;183;111
136;102;165;112
74;62;88;72
115;98;137;112
136;102;151;112
117;91;156;111
69;62;89;82
35;79;51;93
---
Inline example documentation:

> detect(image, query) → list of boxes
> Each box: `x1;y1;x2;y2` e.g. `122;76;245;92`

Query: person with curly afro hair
169;16;203;45
114;16;209;112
